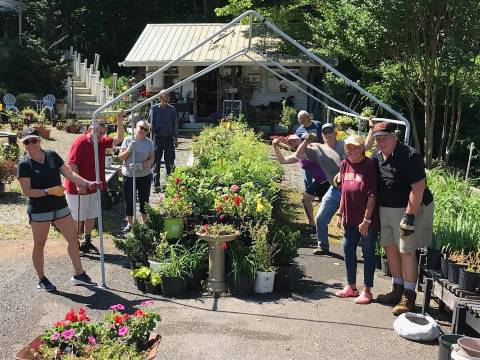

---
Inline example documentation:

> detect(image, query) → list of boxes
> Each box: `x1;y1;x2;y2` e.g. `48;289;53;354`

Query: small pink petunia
62;328;75;340
118;326;129;337
140;300;154;307
88;336;96;345
109;304;125;311
50;332;61;341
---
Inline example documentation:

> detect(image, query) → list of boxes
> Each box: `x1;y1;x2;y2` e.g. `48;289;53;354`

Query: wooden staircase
72;77;102;120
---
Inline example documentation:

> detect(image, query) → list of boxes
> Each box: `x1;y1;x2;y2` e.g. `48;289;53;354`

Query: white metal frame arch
91;10;410;288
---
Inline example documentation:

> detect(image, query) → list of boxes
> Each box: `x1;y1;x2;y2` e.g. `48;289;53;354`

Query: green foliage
131;266;151;280
272;226;301;266
279;102;297;130
333;115;356;130
0;143;20;162
196;223;238;236
114;221;156;268
228;241;256;280
250;222;277;272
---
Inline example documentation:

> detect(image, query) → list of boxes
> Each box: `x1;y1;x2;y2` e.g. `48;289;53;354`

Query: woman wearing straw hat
335;134;378;304
118;117;155;232
16;128;98;292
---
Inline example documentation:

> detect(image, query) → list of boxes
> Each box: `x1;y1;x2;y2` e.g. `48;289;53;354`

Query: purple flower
109;304;125;311
62;328;75;340
88;336;96;345
50;332;61;341
118;326;129;337
140;300;154;307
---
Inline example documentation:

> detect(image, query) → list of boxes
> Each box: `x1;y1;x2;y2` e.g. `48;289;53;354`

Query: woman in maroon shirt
335;134;378;304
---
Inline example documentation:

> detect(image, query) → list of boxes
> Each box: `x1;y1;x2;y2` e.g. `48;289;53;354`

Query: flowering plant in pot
20;302;161;359
250;222;277;294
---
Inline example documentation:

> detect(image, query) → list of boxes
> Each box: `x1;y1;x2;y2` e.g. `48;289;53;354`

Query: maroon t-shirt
340;157;378;226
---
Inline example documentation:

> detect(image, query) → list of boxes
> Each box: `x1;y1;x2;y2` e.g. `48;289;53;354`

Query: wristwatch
363;218;372;224
44;188;48;195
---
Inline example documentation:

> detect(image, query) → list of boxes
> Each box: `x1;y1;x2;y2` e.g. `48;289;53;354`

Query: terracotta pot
15;333;161;360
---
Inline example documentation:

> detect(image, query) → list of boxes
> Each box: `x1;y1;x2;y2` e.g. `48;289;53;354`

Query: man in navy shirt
150;93;179;192
294;110;322;140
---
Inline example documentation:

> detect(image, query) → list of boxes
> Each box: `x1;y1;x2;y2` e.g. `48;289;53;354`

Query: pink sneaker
335;285;359;298
354;290;373;304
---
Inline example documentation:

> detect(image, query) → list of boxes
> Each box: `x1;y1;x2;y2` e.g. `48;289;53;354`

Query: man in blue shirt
295;110;322;140
150;93;179;192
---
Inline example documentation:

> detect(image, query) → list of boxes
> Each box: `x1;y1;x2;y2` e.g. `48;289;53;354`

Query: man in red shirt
65;114;125;254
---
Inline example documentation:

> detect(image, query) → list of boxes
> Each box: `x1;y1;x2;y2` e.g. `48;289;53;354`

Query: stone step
73;80;86;87
74;87;91;95
73;76;81;81
75;103;101;111
75;93;97;102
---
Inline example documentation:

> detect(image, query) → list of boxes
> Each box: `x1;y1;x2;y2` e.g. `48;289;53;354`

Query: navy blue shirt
150;104;178;137
295;120;322;139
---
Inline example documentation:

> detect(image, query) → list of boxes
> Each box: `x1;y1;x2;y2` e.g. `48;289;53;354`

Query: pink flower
219;214;225;221
175;177;181;184
221;242;228;250
88;336;96;345
140;300;154;307
62;328;75;340
230;185;239;193
118;326;129;337
109;304;125;311
50;332;61;341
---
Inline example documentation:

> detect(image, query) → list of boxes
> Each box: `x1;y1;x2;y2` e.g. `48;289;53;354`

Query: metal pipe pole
249;10;411;143
250;47;359;116
131;111;137;222
465;142;474;180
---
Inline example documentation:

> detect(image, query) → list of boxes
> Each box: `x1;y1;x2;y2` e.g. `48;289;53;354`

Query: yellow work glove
47;186;65;197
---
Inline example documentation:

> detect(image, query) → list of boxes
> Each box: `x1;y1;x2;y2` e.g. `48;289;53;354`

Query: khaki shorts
379;202;434;253
66;193;99;221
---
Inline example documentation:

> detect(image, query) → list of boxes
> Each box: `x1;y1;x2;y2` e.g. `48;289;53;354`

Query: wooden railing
64;46;114;114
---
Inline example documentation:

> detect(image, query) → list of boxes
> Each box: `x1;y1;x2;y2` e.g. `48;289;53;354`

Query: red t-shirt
340;157;378;226
65;133;114;194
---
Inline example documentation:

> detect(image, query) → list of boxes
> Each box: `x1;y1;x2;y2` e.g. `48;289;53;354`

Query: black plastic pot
381;258;392;277
161;276;187;297
440;257;449;279
185;269;204;290
447;262;466;284
133;277;147;293
458;268;480;292
426;248;442;270
145;282;162;295
228;275;254;296
375;255;382;270
438;334;464;360
274;265;295;292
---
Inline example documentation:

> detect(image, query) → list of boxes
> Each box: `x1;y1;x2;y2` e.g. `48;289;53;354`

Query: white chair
3;94;18;112
43;94;56;122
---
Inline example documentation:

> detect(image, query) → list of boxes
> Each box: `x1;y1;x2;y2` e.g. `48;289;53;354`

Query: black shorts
306;180;330;198
28;206;71;223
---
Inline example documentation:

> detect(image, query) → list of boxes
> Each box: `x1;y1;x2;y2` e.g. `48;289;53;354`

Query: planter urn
197;232;240;294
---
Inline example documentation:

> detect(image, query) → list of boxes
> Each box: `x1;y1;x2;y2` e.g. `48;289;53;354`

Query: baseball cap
344;134;364;147
321;123;335;131
20;128;40;141
372;122;396;137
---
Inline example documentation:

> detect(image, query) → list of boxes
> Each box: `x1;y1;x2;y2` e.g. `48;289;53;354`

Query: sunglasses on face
322;129;334;135
138;126;149;132
23;138;39;145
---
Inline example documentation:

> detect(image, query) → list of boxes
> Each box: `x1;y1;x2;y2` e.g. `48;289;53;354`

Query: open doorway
195;66;219;121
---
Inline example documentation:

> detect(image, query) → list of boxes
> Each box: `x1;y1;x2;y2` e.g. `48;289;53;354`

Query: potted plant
334;115;357;131
272;226;300;292
148;233;170;272
458;252;480;292
32;112;51;139
146;270;163;295
183;239;208;290
158;244;188;297
250;223;277;294
16;302;161;359
447;250;468;284
227;242;256;296
196;223;240;294
158;183;193;239
114;222;156;269
66;119;80;133
0;155;16;193
131;266;150;293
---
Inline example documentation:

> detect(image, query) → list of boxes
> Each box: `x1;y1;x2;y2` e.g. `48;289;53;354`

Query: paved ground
0;132;445;359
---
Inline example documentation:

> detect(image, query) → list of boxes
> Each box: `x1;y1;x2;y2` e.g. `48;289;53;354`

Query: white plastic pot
393;312;440;342
105;155;113;169
254;271;275;294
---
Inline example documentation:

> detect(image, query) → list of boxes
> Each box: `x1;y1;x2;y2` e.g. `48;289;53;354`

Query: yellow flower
256;198;265;213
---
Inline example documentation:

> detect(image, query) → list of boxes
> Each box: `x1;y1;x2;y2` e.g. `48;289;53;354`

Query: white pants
66;193;99;221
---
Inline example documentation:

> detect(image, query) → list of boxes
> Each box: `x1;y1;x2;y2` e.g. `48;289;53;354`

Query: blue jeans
301;168;313;192
343;224;377;288
315;185;340;250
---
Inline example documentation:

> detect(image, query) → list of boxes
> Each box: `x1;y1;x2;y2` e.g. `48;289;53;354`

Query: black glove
400;213;415;237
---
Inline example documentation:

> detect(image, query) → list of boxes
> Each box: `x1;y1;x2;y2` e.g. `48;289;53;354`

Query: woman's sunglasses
322;129;334;135
23;138;39;145
138;126;149;132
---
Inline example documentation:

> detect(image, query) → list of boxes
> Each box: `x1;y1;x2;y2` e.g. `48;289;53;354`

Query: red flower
203;224;209;229
175;177;181;184
114;314;124;324
233;195;242;206
78;307;90;322
54;320;67;327
221;242;228;250
122;313;129;322
215;203;223;212
134;309;147;318
65;309;78;323
223;195;230;201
